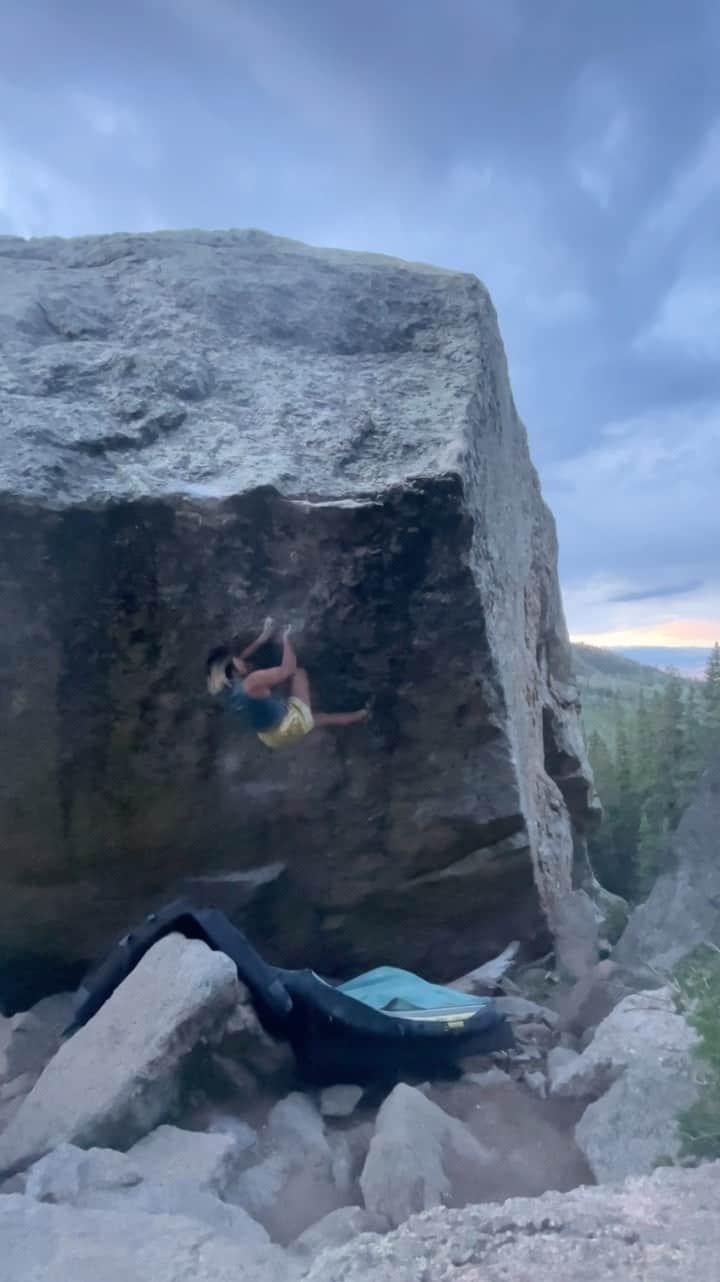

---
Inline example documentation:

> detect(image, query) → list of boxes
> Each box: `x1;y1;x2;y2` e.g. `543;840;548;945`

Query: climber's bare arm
236;617;275;664
243;630;297;698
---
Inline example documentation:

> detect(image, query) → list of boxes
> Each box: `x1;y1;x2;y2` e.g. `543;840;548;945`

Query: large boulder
127;1124;246;1197
0;936;238;1177
359;1082;493;1227
0;993;76;1083
303;1161;720;1282
551;988;700;1180
615;754;720;977
24;1143;142;1202
291;1205;388;1257
0;229;593;987
22;1136;271;1246
0;1195;295;1282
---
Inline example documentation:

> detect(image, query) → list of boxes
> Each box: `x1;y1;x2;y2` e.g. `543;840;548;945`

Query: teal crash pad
337;965;492;1013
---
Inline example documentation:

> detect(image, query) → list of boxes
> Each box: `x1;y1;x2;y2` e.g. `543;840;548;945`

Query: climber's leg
313;708;369;729
289;667;312;707
289;668;368;730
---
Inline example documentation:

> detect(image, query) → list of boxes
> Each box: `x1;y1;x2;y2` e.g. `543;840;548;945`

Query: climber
206;618;369;750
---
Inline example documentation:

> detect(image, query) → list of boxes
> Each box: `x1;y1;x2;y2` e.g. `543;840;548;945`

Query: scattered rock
546;1046;580;1093
320;1085;364;1119
462;1067;513;1088
216;996;294;1083
228;1093;350;1244
551;988;694;1099
21;1140;269;1247
514;1044;543;1063
553;889;600;982
25;1143;141;1202
493;996;559;1027
360;1082;493;1228
556;960;631;1036
515;1019;556;1050
0;936;238;1178
0;993;76;1084
204;1113;257;1153
551;988;700;1180
291;1206;389;1257
0;1194;295;1282
302;1161;720;1282
523;1071;547;1099
82;1180;271;1244
266;1093;331;1158
128;1124;245;1197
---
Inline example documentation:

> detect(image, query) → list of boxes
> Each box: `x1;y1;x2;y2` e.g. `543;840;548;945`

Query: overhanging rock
0;229;594;990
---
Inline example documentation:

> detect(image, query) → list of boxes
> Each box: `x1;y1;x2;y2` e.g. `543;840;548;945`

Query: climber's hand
261;616;275;639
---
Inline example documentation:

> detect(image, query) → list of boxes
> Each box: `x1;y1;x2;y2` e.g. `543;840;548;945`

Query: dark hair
206;645;234;681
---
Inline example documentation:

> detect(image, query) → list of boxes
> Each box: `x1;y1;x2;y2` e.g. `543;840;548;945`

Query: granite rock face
302;1162;720;1282
0;1195;293;1282
615;754;720;977
551;988;700;1181
0;229;593;988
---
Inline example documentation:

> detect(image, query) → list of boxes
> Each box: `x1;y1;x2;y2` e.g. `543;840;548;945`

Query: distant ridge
570;642;695;744
571;643;673;685
610;646;711;677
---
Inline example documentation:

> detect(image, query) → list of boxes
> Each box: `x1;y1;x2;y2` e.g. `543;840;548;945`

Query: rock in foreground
552;987;699;1180
615;754;720;976
0;229;593;985
360;1082;493;1227
0;936;238;1177
0;1196;294;1282
303;1161;720;1282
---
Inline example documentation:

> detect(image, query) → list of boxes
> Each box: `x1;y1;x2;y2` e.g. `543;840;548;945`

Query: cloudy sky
2;0;719;648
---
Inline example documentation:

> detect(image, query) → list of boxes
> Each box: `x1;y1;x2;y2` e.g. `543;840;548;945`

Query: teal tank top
222;683;286;732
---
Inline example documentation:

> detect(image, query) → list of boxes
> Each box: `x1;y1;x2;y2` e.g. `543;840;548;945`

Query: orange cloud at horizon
571;618;720;648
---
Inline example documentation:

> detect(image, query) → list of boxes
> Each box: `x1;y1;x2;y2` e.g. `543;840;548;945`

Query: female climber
206;618;369;751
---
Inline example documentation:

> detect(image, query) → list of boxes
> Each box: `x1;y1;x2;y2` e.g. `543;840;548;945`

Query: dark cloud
608;581;704;604
1;0;718;634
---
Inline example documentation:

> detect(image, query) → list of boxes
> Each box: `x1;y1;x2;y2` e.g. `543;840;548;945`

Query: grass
673;947;720;1161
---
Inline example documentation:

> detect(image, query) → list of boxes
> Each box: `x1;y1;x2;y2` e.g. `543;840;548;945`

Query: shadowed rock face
0;229;593;994
614;753;720;977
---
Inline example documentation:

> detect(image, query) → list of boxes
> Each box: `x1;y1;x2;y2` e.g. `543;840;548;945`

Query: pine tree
612;715;641;899
634;690;656;803
655;670;685;833
635;806;662;900
681;682;705;805
587;730;621;894
588;729;617;803
703;642;720;756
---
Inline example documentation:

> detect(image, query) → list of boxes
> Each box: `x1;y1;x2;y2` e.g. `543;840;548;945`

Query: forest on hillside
583;643;720;904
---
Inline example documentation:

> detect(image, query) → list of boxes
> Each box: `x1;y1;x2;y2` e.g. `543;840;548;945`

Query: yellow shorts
257;696;314;750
